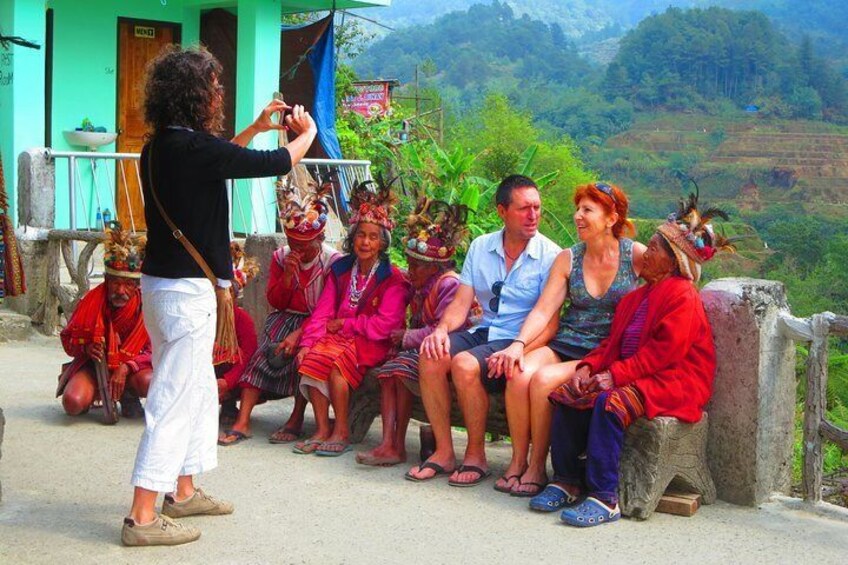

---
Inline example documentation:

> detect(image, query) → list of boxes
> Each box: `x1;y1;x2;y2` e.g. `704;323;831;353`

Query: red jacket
579;276;716;423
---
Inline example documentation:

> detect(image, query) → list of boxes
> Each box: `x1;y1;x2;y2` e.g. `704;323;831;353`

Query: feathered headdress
230;241;259;290
277;171;333;242
348;176;399;230
657;180;736;282
402;197;469;262
103;228;146;279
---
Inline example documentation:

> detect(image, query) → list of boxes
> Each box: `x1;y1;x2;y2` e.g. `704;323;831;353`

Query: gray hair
342;223;392;261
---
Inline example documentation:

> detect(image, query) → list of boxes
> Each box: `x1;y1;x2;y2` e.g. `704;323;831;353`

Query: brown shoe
162;488;234;518
121;515;201;546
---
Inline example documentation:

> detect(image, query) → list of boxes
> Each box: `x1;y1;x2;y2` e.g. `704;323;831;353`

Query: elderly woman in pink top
294;180;411;457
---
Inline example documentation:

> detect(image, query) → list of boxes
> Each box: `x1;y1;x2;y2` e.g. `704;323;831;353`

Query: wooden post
802;313;829;503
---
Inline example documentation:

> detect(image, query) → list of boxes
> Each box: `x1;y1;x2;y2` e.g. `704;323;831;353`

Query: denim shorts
449;328;514;393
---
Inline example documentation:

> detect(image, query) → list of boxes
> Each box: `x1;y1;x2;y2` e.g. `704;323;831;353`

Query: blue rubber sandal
560;497;621;527
529;484;580;512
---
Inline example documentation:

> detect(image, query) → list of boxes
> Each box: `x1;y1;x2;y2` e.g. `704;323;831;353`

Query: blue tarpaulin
281;16;343;159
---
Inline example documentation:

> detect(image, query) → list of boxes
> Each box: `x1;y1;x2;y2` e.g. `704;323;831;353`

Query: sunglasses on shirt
489;281;504;313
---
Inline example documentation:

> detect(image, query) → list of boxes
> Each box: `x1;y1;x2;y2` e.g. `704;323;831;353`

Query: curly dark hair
143;44;224;135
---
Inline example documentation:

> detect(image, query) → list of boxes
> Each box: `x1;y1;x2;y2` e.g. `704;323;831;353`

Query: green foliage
450;93;595;232
793;344;848;481
606;7;848;123
354;3;630;143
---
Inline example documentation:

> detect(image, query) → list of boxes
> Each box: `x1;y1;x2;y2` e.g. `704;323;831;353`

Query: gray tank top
555;238;638;351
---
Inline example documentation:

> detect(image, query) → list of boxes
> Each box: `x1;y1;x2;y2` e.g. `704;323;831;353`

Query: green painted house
0;0;389;229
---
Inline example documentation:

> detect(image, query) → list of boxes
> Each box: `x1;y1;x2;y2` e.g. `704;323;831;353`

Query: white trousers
131;278;218;493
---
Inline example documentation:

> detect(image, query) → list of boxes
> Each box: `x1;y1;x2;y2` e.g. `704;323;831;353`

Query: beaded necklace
348;259;379;308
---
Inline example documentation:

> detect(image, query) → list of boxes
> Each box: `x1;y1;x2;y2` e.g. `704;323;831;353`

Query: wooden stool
619;413;716;520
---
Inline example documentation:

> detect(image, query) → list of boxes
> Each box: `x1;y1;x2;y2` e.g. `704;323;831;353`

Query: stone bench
619;413;716;519
351;371;716;520
349;370;509;444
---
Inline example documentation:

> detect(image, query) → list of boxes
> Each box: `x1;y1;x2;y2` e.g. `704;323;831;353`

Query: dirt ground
1;336;848;565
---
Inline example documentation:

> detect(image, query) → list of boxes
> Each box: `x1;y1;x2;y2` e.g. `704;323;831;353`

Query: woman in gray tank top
487;182;645;496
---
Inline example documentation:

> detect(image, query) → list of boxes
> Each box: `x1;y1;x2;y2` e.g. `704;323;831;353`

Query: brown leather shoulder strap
146;137;218;286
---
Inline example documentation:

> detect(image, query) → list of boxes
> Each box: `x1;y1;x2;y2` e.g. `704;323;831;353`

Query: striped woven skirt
549;384;645;428
375;349;421;395
298;333;364;399
238;310;308;398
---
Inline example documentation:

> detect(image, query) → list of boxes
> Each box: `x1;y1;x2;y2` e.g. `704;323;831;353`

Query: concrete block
5;229;53;333
17;149;55;229
619;414;716;520
242;233;286;337
701;278;796;505
0;308;33;342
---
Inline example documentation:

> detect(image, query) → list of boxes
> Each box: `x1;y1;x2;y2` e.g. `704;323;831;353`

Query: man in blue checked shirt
405;175;561;487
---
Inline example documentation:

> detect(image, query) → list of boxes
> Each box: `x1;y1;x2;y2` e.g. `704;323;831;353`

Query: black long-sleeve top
140;128;292;281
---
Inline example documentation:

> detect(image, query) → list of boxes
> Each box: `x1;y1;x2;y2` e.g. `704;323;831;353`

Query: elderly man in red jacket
57;229;152;419
535;193;733;527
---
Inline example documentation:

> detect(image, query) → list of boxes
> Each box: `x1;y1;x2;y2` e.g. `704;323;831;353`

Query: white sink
62;130;119;150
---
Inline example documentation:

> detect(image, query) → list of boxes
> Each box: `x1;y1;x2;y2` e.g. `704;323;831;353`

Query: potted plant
63;117;118;150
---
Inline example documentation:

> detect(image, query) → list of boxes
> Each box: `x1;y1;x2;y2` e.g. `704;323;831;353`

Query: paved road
1;336;847;564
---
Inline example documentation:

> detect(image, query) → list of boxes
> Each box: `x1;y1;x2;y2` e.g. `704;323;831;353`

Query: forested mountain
604;8;848;121
357;0;848;65
357;0;613;39
353;3;595;110
354;2;847;138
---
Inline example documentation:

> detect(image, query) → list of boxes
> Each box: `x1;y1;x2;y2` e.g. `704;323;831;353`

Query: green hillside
590;113;848;216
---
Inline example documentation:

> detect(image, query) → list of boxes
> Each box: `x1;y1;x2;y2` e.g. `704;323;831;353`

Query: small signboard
134;26;156;39
343;80;398;118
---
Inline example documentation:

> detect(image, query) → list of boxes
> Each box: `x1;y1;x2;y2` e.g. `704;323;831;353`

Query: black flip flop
448;465;492;488
217;429;252;446
404;461;453;482
493;474;521;494
510;481;548;498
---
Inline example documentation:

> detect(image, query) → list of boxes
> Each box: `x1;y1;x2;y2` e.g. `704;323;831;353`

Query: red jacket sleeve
298;274;338;349
60;324;86;359
578;337;611;374
266;249;296;312
60;293;93;358
609;284;699;387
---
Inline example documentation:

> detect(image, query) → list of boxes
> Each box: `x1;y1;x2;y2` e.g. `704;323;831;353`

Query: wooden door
201;9;237;140
116;19;179;232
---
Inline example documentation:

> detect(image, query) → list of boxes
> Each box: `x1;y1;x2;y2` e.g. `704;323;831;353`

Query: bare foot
356;444;407;466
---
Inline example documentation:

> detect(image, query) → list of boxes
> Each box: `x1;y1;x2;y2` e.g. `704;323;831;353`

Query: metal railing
780;311;848;503
44;149;371;237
